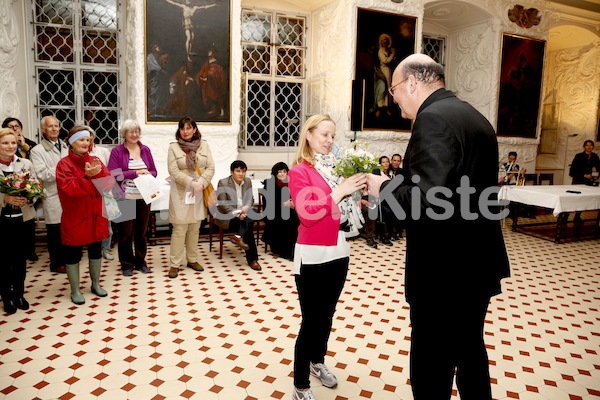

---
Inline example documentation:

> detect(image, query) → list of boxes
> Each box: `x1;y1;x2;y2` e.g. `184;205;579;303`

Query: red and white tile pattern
1;226;599;400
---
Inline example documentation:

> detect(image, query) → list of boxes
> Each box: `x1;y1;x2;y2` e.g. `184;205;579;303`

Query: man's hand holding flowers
333;142;378;201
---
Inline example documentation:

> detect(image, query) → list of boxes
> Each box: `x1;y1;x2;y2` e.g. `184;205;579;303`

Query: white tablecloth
150;179;265;212
499;185;600;216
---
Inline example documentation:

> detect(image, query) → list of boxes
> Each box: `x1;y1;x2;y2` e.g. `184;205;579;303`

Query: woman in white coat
167;116;215;278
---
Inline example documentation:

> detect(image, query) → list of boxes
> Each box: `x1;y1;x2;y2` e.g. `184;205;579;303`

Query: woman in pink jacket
56;126;114;305
288;114;367;400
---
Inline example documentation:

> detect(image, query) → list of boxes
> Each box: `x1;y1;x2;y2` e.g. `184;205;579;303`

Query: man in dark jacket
367;54;510;400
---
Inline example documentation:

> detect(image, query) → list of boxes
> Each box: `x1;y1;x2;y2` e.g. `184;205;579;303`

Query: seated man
213;160;261;271
499;151;526;185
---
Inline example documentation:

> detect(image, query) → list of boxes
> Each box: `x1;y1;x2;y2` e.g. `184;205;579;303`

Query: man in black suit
367;54;510;399
213;160;261;271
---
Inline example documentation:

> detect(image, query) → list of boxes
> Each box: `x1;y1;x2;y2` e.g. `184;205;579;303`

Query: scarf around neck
177;137;201;171
314;153;364;238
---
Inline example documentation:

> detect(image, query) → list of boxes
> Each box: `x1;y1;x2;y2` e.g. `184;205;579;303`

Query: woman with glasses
108;120;158;276
1;118;37;160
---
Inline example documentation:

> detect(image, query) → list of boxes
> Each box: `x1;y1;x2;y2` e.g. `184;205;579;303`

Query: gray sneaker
309;362;338;388
292;387;316;400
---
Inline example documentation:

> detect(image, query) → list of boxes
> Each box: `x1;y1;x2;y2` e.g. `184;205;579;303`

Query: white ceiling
423;0;600;50
547;0;600;12
284;0;599;13
281;0;599;49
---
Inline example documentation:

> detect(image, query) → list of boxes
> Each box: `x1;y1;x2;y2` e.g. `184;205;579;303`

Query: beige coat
167;140;215;224
30;138;68;224
0;157;37;222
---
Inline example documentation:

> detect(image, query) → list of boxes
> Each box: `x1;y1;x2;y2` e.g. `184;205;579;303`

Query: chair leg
208;215;213;251
218;227;223;259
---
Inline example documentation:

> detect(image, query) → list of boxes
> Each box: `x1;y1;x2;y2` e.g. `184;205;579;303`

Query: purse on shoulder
195;166;217;208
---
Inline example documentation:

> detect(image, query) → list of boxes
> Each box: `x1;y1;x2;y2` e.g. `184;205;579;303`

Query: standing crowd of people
6;53;598;400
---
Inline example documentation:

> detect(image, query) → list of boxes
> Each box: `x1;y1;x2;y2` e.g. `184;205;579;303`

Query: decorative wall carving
452;22;496;122
0;0;19;118
508;5;541;28
537;41;600;183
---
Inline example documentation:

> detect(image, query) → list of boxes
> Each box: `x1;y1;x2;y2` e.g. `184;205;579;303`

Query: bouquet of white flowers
333;142;378;201
333;142;379;177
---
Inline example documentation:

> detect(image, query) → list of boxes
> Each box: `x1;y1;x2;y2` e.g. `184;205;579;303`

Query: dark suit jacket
385;88;510;304
214;176;254;230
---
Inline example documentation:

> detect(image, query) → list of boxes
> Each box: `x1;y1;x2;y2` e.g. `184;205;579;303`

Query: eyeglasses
7;124;21;130
388;77;409;96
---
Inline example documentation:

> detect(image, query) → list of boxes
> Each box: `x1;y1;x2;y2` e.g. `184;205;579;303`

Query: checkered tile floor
1;225;599;400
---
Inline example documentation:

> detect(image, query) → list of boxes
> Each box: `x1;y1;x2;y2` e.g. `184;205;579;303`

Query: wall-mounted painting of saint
145;0;231;124
353;8;416;131
497;33;546;137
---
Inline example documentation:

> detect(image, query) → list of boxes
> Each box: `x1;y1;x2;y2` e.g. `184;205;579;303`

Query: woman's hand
84;159;102;177
190;180;204;195
4;194;27;208
135;169;149;176
331;173;367;203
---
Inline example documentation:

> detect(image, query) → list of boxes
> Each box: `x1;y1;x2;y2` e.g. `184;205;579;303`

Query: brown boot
187;262;204;272
168;267;179;279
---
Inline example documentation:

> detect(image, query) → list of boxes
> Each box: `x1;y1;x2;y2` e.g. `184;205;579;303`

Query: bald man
367;54;510;399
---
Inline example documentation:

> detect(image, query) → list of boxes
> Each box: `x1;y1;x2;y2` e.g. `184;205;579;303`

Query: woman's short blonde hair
120;119;142;139
0;127;17;141
292;114;335;167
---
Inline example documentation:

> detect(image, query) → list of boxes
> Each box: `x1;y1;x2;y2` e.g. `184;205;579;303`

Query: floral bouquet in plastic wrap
0;170;45;209
333;141;379;200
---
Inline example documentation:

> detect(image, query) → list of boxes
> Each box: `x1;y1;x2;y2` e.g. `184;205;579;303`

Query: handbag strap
195;165;203;178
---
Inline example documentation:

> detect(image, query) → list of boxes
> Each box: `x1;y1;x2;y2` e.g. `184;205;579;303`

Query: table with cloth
499;184;600;243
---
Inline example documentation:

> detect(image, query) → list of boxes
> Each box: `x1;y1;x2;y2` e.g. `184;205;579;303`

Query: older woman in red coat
56;125;114;305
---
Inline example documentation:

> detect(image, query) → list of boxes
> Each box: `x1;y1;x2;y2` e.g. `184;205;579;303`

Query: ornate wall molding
0;0;20;118
452;22;496;121
537;41;600;182
507;5;541;29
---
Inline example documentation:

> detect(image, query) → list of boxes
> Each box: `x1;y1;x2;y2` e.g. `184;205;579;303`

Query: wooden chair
208;211;229;259
524;173;538;186
538;173;554;185
208;195;265;259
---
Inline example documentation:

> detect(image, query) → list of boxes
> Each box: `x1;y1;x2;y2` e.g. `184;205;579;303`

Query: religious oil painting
145;0;231;123
497;33;546;137
353;8;416;131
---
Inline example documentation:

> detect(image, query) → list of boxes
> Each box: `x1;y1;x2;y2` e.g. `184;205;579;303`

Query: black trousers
46;223;65;270
228;217;257;264
63;241;102;264
25;218;36;257
0;216;27;301
293;257;348;389
117;199;151;270
409;292;492;400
